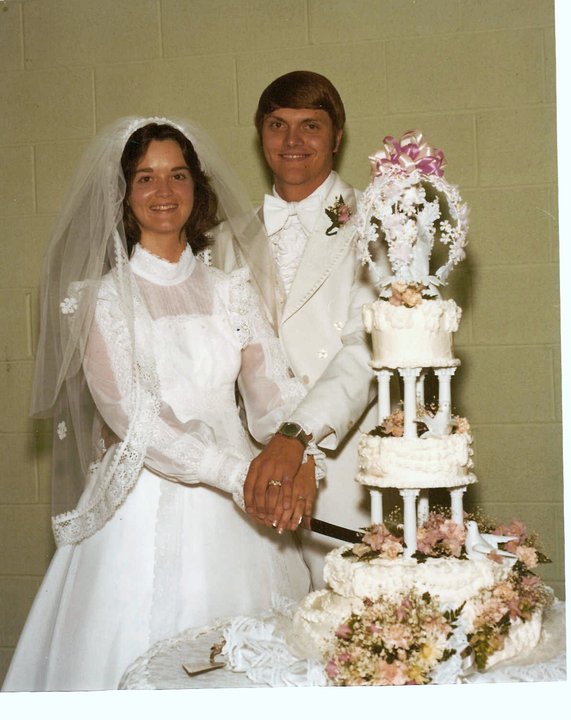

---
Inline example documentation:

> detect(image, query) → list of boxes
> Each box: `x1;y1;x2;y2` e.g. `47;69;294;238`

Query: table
119;600;566;689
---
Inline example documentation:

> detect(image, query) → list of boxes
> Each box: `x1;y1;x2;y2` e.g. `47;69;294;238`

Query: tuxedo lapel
282;175;358;323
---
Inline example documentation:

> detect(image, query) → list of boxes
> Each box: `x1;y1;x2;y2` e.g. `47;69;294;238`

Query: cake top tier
355;131;469;300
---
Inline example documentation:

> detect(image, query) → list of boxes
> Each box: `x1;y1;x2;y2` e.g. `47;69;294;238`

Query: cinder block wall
0;0;561;682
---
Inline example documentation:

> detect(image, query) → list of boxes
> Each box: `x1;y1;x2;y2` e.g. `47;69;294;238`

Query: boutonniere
325;195;352;236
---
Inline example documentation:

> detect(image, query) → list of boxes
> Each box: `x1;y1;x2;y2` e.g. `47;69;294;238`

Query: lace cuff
198;445;249;510
302;440;327;486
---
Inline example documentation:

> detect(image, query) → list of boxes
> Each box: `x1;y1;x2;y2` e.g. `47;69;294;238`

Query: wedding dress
3;244;311;692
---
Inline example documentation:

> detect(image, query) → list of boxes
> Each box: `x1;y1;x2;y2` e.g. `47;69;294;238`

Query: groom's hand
273;456;317;533
244;434;304;522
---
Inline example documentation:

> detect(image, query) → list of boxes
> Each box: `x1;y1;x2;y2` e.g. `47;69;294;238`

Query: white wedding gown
3;245;310;692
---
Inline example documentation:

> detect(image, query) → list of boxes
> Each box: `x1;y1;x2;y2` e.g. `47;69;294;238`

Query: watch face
281;422;299;436
278;422;310;445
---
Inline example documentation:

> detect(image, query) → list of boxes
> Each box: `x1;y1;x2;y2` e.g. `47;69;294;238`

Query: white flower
60;296;78;315
57;421;67;440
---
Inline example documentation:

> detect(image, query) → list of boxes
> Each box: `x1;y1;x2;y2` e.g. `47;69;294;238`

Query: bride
2;117;318;692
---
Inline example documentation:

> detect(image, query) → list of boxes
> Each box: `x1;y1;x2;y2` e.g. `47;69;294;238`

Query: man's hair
254;70;346;137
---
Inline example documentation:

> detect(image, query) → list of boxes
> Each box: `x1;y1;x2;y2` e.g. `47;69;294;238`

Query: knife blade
301;516;364;544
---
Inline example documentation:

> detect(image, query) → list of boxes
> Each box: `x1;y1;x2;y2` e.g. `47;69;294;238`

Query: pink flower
335;623;352;640
363;525;391;551
522;574;541;588
376;658;409;686
416;526;441;555
383;538;404;559
506;596;523;620
337;204;351;224
380;623;414;650
395;597;412;622
440;519;466;557
325;661;339;678
325;195;352;236
516;546;539;569
495;519;527;541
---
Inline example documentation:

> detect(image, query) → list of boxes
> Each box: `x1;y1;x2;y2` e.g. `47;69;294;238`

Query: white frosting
357;431;477;489
291;590;362;660
362;298;461;369
324;547;510;605
477;612;543;670
293;265;545;677
294;548;515;662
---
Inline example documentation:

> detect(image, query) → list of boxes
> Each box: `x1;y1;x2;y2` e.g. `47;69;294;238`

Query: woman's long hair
120;123;219;256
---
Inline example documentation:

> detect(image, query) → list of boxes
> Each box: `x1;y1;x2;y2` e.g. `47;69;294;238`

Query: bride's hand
243;435;304;522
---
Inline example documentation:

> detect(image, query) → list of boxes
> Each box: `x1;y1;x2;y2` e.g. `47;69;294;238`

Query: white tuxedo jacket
212;172;385;585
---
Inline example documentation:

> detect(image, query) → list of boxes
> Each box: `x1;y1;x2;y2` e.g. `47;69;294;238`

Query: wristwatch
276;422;313;447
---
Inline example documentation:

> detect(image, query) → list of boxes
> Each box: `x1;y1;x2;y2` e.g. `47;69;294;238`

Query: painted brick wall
0;0;561;682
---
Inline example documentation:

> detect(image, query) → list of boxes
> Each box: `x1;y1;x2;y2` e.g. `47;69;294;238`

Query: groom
212;71;384;587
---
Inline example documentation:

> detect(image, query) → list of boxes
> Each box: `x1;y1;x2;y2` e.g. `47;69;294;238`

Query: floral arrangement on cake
355;130;469;301
326;511;553;684
325;591;463;686
344;509;549;565
371;404;470;439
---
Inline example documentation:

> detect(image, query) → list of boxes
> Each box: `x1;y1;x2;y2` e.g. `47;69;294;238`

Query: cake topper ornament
356;130;469;299
371;130;447;177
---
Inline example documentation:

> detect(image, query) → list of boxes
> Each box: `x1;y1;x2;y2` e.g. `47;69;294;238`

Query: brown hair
254;71;346;138
120;123;218;255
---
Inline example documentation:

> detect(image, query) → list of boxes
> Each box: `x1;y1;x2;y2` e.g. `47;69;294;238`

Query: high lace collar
130;243;196;286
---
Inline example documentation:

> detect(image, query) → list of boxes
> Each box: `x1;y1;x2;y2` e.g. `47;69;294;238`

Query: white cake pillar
399;367;421;438
450;486;467;525
434;367;456;421
400;489;420;557
370;489;383;525
375;369;393;425
417;492;429;526
416;371;426;407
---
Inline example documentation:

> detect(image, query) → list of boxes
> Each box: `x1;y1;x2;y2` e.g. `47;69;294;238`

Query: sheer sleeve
227;270;303;442
83;279;249;507
228;270;326;481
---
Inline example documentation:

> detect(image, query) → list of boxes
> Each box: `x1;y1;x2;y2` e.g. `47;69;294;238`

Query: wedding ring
268;479;282;487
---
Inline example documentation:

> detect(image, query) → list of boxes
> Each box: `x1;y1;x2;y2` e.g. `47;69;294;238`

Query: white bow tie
263;194;322;236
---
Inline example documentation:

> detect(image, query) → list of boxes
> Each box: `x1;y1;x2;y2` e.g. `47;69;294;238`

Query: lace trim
303;441;327;485
53;258;162;546
227;267;255;347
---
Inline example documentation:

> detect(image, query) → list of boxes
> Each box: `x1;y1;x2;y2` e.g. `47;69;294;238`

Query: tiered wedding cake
292;132;553;685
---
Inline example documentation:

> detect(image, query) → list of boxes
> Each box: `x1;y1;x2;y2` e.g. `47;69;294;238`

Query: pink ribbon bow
369;130;447;177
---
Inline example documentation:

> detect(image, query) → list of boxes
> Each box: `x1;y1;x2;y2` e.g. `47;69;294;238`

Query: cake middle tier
357;432;477;489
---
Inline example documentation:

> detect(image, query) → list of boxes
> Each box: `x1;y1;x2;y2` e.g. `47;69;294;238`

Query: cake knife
302;517;364;544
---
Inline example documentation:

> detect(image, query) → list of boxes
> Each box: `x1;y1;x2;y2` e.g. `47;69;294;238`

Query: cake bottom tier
292;548;547;673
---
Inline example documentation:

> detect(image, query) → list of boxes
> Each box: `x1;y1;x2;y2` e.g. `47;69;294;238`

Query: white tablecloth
119;600;566;689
